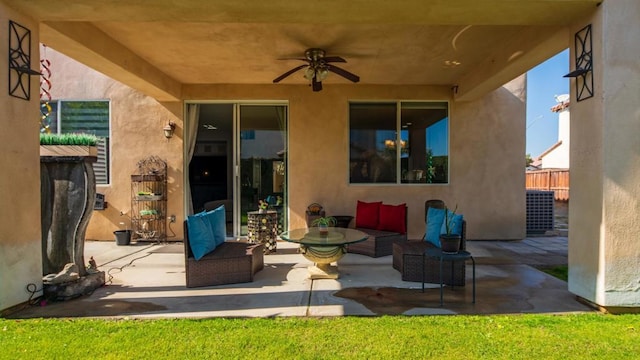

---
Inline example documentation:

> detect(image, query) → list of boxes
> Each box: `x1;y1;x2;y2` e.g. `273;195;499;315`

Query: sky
526;49;570;157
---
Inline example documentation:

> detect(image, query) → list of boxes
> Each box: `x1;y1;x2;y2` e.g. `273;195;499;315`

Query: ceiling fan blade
323;56;346;63
273;64;308;83
327;64;360;83
277;57;309;61
312;77;323;92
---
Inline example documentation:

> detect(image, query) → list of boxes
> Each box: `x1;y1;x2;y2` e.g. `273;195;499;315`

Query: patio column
568;0;640;310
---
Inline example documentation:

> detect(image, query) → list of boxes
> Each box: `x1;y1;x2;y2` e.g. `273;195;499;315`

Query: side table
247;210;278;254
423;248;475;306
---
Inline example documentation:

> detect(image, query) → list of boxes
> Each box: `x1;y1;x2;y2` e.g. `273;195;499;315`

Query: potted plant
258;199;269;213
311;216;337;234
39;133;99;157
440;205;461;253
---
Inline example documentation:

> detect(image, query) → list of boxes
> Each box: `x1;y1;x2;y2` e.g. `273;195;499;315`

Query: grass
1;315;639;359
39;133;98;146
540;265;569;282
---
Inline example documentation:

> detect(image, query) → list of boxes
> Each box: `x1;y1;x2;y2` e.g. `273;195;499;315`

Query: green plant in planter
441;204;461;253
443;204;459;236
310;216;337;227
40;133;99;146
311;216;337;235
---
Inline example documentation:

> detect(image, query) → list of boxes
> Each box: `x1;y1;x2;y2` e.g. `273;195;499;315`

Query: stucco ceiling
7;0;601;101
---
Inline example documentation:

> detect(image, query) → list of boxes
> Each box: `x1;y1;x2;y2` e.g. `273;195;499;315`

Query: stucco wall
569;0;640;307
44;49;184;241
542;109;570;169
45;50;526;243
0;6;43;312
185;78;526;240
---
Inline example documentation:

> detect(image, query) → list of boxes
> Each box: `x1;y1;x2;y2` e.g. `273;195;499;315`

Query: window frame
348;100;450;186
42;99;112;185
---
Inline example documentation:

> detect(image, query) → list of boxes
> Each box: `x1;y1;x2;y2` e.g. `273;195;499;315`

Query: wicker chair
183;221;264;288
392;200;467;286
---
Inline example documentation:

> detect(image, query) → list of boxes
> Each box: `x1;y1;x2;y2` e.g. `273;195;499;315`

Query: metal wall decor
564;24;593;102
8;20;41;100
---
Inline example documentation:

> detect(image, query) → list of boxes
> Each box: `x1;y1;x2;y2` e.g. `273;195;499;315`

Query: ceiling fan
272;48;360;92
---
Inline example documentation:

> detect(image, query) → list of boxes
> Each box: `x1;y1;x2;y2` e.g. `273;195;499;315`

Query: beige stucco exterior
1;0;638;312
0;5;43;312
48;49;525;242
42;50;185;241
569;0;640;308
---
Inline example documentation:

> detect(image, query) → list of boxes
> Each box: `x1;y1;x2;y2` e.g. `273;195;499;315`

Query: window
41;100;111;184
349;101;449;184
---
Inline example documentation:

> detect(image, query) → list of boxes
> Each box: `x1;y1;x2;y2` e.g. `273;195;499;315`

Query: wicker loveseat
183;221;264;288
392;200;467;286
347;201;408;258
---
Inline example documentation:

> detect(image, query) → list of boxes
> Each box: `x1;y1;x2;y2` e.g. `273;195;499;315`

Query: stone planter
40;146;97;277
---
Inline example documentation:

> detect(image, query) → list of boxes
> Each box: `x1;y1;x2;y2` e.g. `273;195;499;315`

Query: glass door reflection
238;104;287;235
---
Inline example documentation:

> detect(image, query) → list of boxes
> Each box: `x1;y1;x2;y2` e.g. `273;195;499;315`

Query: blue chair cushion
186;211;216;260
202;205;227;247
425;207;446;247
441;210;464;237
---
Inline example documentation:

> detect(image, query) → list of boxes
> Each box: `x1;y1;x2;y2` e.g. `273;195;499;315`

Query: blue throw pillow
425;207;446;247
203;205;227;247
440;210;464;237
187;211;216;260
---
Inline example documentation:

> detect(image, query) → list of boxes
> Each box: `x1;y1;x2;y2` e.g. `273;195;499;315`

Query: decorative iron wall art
564;24;593;102
8;20;41;100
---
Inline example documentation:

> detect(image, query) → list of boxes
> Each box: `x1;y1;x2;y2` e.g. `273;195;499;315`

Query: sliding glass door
189;103;287;238
237;104;287;235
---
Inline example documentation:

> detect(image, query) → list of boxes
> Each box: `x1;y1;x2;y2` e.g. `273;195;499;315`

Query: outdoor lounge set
183;199;466;288
346;199;466;286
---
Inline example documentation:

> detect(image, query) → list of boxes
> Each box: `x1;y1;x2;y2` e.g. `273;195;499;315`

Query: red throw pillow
355;201;382;229
377;203;407;234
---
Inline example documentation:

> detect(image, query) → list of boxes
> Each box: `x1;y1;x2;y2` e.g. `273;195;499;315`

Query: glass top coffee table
280;227;369;279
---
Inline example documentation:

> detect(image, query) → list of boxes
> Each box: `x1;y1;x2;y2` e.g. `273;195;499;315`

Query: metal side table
423;247;476;306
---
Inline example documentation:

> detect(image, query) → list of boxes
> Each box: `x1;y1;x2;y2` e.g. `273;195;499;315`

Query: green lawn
1;314;639;359
541;265;569;282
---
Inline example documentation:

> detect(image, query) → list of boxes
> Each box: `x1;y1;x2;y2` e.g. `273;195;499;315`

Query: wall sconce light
163;122;176;139
563;24;593;102
8;20;42;100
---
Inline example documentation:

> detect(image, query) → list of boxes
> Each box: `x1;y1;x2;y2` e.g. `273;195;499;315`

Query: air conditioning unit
526;190;554;234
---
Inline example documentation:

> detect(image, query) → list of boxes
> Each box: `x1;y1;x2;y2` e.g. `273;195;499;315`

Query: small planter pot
440;234;461;254
114;230;132;246
318;224;329;235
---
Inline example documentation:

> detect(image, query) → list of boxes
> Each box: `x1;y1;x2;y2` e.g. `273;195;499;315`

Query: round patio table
280;227;369;279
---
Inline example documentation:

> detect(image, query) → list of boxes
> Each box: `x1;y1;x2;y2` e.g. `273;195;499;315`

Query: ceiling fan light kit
273;48;360;92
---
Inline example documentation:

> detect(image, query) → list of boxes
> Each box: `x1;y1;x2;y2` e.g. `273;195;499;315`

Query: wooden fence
525;169;569;201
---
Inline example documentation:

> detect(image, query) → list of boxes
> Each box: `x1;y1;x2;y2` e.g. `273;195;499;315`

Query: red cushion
377;203;407;234
355;201;382;229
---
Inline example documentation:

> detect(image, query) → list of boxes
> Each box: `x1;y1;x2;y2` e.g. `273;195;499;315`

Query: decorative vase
440;234;461;254
318;224;329;235
258;208;266;214
40;150;97;277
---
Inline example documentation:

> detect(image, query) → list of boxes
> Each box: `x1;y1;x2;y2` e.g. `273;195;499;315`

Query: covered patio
8;237;592;318
1;0;639;315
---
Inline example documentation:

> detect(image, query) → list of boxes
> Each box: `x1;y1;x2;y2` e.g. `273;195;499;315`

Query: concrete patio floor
8;236;594;319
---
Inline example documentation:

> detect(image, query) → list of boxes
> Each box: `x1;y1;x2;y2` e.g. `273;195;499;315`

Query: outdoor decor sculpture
40;154;96;277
